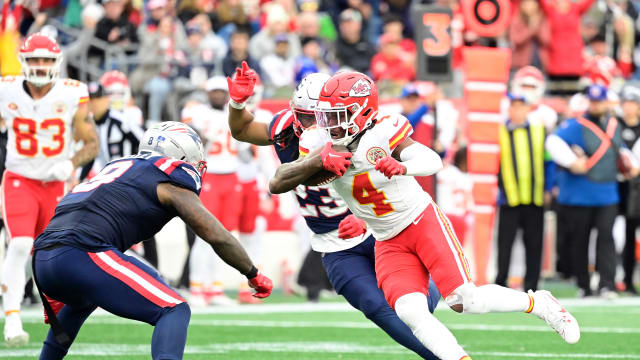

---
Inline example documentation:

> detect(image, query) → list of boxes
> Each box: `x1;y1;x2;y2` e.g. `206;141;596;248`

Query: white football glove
47;160;75;181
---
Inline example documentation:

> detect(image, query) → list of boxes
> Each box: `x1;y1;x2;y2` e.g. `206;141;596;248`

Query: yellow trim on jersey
299;146;309;157
78;96;89;105
389;122;412;150
434;203;472;281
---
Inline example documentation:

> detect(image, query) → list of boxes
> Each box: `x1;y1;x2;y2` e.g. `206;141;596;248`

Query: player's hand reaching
338;214;367;239
47;160;75;181
248;272;273;298
375;156;406;179
226;61;258;109
321;142;352;176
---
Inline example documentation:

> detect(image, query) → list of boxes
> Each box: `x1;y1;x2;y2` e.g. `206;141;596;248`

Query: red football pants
375;202;472;309
2;171;64;240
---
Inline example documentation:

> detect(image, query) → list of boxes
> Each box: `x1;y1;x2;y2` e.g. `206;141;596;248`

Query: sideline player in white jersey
293;71;580;360
100;70;144;128
181;76;242;305
233;78;277;303
226;62;441;360
0;33;98;346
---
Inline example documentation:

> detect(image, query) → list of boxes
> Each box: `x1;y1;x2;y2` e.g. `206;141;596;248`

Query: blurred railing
48;18;139;82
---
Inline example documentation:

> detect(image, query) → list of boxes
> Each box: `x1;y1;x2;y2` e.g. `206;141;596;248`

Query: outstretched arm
228;106;272;145
227;60;272;145
157;183;254;274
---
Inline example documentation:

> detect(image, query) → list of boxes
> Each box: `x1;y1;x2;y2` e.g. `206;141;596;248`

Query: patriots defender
0;33;99;346
296;71;580;360
227;62;440;360
33;122;272;360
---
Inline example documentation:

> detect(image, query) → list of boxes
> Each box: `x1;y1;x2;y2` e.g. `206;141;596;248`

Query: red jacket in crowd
539;0;595;76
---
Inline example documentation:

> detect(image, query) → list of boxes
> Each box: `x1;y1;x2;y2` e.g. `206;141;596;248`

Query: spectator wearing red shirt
540;0;596;95
371;33;415;95
509;0;550;71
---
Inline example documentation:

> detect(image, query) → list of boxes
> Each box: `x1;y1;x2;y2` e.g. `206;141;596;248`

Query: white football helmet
291;72;330;136
511;66;545;105
139;122;207;175
19;33;63;87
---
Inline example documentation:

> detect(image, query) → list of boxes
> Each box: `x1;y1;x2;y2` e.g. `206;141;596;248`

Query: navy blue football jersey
34;154;202;252
269;109;299;164
269;110;350;234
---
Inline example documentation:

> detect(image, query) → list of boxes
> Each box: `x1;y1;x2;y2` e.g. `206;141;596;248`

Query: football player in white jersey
290;71;580;360
181;76;242;306
226;62;441;360
0;33;98;346
100;70;144;128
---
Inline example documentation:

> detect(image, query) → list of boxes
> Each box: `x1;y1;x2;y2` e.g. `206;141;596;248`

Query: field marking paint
2;342;640;359
18;315;640;334
15;296;640;320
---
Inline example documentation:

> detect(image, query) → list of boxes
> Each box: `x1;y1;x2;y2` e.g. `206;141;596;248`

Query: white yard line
16;315;640;334
1;342;639;359
14;296;640;319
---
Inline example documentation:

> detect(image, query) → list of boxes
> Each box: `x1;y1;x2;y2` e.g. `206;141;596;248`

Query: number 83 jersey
0;76;88;180
300;114;432;241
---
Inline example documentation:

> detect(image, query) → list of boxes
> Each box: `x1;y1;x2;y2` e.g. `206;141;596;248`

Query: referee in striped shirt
81;81;159;266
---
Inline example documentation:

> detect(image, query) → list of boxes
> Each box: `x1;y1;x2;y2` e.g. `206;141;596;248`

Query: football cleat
188;291;209;307
208;292;236;306
529;290;580;344
4;314;29;347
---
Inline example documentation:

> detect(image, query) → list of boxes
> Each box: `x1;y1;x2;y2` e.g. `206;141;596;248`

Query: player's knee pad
447;283;490;314
394;292;431;331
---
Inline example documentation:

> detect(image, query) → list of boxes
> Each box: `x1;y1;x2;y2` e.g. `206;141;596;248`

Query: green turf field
2;292;640;360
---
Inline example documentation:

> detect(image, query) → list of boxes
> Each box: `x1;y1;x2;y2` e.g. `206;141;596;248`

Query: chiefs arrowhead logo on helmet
349;79;371;97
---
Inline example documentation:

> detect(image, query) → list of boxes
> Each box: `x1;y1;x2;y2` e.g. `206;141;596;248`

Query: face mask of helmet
20;55;62;87
315;101;367;146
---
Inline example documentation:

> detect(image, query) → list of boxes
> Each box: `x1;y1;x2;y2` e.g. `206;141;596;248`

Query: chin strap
347;119;377;147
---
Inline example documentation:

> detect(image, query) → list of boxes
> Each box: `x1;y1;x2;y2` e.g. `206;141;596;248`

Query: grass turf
2;293;640;359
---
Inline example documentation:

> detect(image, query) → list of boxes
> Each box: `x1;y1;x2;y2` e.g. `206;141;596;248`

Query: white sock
209;254;226;294
2;237;33;315
449;283;531;314
189;237;214;292
240;216;265;266
395;292;469;360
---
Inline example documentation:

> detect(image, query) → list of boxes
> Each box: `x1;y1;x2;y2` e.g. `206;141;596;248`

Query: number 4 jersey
0;76;89;180
34;154;202;252
299;114;432;241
